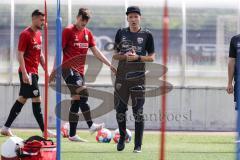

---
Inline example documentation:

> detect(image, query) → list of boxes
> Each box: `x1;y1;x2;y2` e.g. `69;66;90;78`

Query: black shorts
19;72;40;98
62;68;85;96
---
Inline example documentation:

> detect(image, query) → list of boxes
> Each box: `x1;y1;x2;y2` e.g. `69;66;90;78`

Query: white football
61;122;69;138
96;128;112;143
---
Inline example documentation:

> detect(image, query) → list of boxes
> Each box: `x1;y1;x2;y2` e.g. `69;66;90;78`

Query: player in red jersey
0;9;55;137
50;8;116;142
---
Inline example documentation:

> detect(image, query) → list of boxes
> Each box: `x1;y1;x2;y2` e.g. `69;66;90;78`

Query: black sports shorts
62;68;85;96
19;72;40;98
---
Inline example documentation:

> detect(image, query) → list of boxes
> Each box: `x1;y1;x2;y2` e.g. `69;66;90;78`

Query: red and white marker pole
160;0;169;160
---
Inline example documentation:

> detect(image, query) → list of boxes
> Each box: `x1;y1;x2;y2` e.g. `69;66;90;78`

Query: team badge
33;90;39;96
84;34;89;41
32;38;37;45
137;37;143;44
76;80;83;86
115;83;122;90
237;42;240;47
74;34;79;41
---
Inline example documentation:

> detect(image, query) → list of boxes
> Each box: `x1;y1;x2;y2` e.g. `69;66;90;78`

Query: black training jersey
229;34;240;58
114;27;155;79
229;34;240;80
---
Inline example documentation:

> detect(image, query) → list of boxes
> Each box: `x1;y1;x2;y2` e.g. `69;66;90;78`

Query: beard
36;24;44;30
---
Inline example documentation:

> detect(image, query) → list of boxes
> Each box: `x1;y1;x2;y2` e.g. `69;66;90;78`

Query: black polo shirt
229;35;240;58
114;27;155;79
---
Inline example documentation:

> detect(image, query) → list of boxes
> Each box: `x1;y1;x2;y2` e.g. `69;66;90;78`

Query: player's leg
62;69;88;142
234;81;238;110
32;96;44;132
114;79;129;151
77;87;93;128
68;95;83;140
1;96;27;136
130;81;145;153
30;74;44;132
77;84;104;134
31;96;56;138
69;70;103;134
115;99;128;151
30;74;55;138
1;72;29;136
67;94;94;142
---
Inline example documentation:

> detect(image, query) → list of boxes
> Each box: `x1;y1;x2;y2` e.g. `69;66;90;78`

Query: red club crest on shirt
32;38;37;45
74;34;79;41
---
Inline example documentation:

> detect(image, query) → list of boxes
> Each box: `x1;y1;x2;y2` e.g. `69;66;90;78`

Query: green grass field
0;130;236;160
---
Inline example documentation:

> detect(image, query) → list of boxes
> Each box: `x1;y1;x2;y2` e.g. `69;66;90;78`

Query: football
113;128;132;143
61;122;69;138
96;128;112;143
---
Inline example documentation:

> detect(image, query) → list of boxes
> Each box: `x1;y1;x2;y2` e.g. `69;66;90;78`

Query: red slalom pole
44;0;49;139
160;0;169;160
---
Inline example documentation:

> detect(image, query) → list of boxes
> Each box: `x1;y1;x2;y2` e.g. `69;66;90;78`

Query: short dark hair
77;8;91;20
32;9;45;17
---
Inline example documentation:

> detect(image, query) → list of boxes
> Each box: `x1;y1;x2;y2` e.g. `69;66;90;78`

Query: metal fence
0;0;239;87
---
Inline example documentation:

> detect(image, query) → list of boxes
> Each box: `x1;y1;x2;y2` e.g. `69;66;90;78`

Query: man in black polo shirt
112;6;155;153
227;35;240;110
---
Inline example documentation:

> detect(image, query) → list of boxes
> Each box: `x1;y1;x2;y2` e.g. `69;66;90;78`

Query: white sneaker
0;126;14;136
42;130;56;138
68;135;88;142
89;123;105;134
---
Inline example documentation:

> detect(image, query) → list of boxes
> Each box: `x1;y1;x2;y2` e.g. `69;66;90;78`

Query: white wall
0;84;236;131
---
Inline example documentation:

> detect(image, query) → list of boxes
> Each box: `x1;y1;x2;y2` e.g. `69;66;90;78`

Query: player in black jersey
112;6;155;153
227;35;240;110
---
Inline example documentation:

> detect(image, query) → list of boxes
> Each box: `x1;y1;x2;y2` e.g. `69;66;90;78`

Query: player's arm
227;37;236;94
112;47;155;61
112;29;127;61
138;53;155;62
18;51;30;84
90;46;117;74
49;58;56;83
40;52;46;71
227;58;235;94
49;28;69;82
18;32;30;84
126;52;155;62
123;31;156;62
112;53;127;61
138;31;156;62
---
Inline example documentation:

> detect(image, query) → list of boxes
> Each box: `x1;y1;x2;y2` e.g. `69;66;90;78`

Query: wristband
138;55;141;61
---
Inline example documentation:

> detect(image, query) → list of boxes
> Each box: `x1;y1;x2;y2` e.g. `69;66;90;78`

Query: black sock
69;100;80;137
133;109;144;147
79;97;93;128
116;112;126;139
32;102;44;132
135;119;144;147
4;100;24;128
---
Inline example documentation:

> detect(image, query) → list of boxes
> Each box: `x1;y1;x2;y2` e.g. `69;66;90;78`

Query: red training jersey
62;24;96;75
18;27;42;74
